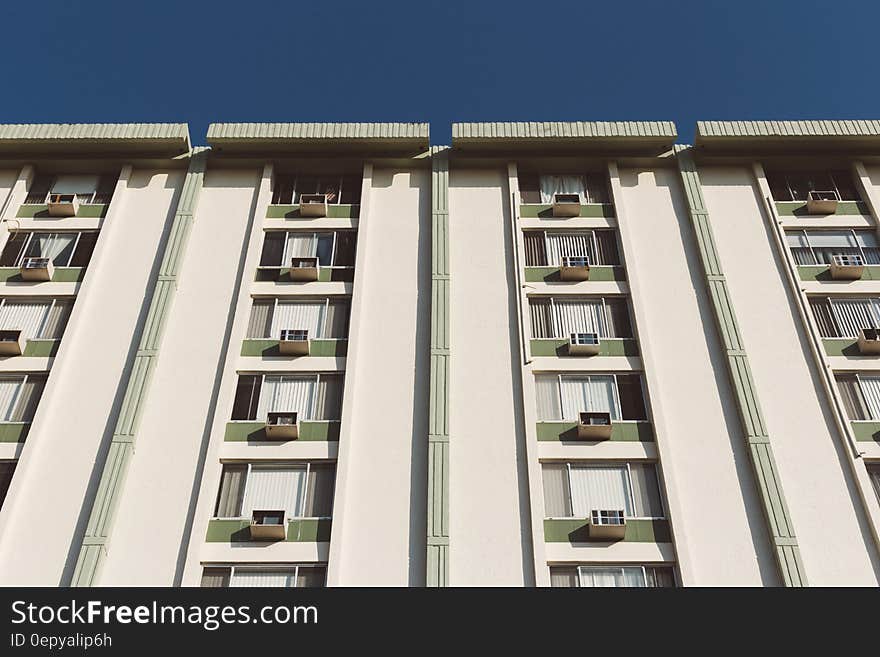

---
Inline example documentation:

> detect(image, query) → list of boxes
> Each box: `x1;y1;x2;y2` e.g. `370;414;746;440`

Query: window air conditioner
551;193;581;217
289;256;320;282
568;332;600;356
46;193;80;217
577;411;613;440
249;510;287;541
265;411;299;440
279;329;310;356
20;257;53;282
588;509;627;540
0;329;24;356
299;193;328;217
829;253;865;280
806;190;839;215
559;255;590;281
857;327;880;355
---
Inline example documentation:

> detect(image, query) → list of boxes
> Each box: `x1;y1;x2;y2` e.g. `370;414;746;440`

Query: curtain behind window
273;302;325;338
559;375;618;420
540;175;586;204
214;464;246;517
535;374;562;421
242;465;306;517
523;232;547;266
529;299;554;339
579;567;644;588
247;300;273;338
568;465;631;516
257;376;316;420
26;234;76;266
549;567;578;588
541;463;571;517
554;299;607;337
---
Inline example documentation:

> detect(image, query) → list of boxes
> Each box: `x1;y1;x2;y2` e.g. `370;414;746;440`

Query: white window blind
559;375;618;420
545;232;592;267
578;566;646;588
859;377;880;420
256;376;315;420
273;301;325;338
230;570;296;588
829;298;880;337
552;299;607;336
0;300;50;340
0;379;20;421
241;465;306;517
569;465;632;517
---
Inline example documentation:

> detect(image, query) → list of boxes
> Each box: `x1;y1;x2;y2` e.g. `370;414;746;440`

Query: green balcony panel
523;266;625;283
0;267;85;283
0;422;29;443
254;267;353;283
798;265;880;281
543;518;670;543
266;204;360;219
775;200;869;217
519;204;615;218
530;338;638;357
205;518;332;543
224;420;340;442
23;339;59;357
240;339;347;357
535;421;653;442
16;204;108;219
821;338;868;357
851;421;880;442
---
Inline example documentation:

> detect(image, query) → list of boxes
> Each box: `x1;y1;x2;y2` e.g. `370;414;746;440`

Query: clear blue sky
1;0;876;145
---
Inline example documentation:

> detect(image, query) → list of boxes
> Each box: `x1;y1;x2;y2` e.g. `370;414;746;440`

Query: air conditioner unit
551;193;581;217
289;256;320;282
46;193;79;217
20;257;53;282
279;328;310;356
829;254;865;280
568;332;600;356
299;193;328;217
857;328;880;355
589;509;627;540
265;411;299;440
249;510;287;541
806;190;839;214
577;411;613;440
559;256;590;281
0;329;24;356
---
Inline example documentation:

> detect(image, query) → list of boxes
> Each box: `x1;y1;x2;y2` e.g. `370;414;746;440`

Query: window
518;173;609;204
230;373;343;421
541;462;664;519
0;460;15;511
213;462;335;519
247;298;350;339
809;297;880;338
534;373;647;421
201;565;326;588
259;231;356;268
550;565;675;588
523;230;619;267
0;374;47;422
24;173;117;206
0;298;72;340
836;374;880;421
766;170;859;202
786;230;880;266
869;464;880;505
272;174;362;205
529;297;632;339
0;232;98;269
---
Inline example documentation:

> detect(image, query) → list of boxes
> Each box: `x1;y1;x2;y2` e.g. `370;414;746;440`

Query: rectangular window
0;298;72;340
766;170;860;202
835;374;880;421
0;460;15;511
809;297;880;338
259;231;357;268
534;373;647;421
541;462;664;519
201;565;326;588
549;565;674;588
786;230;880;266
272;174;362;205
246;298;350;339
0;374;47;422
869;464;880;506
524;173;609;204
523;230;620;267
213;462;336;519
0;232;98;269
230;373;343;421
24;173;117;205
529;297;632;339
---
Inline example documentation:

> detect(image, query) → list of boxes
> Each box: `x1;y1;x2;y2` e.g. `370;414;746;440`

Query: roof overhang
451;121;677;155
206;122;430;154
695;120;880;154
0;123;191;157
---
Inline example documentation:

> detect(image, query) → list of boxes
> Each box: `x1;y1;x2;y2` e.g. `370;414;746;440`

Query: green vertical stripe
675;146;806;587
69;151;206;586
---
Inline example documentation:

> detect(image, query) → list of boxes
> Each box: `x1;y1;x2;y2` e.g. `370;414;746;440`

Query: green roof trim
452;121;677;140
696;120;880;151
206;122;429;153
0;123;191;155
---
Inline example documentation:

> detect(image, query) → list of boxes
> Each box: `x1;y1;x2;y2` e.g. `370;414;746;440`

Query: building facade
0;120;878;587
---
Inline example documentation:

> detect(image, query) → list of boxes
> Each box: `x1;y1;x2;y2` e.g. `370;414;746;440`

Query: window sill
224;420;341;442
535;421;653;442
266;204;360;219
205;518;332;542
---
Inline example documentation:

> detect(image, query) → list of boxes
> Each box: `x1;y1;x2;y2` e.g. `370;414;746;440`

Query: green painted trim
223;421;340;442
775;200;869;216
536;421;653;442
266;204;359;219
677;146;806;586
240;338;347;357
0;422;29;443
69;151;206;587
519;203;615;218
530;338;638;357
524;266;625;282
254;267;353;283
543;518;670;543
850;421;880;442
0;267;84;283
22;339;59;357
798;265;880;281
205;518;332;543
16;204;108;218
427;147;450;587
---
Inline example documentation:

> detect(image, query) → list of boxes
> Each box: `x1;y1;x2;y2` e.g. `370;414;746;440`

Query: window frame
229;372;342;422
787;229;880;266
4;231;96;268
248;296;350;340
543;372;647;422
259;230;355;269
529;295;632;340
0;297;71;340
202;563;328;588
769;170;859;202
0;373;45;423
